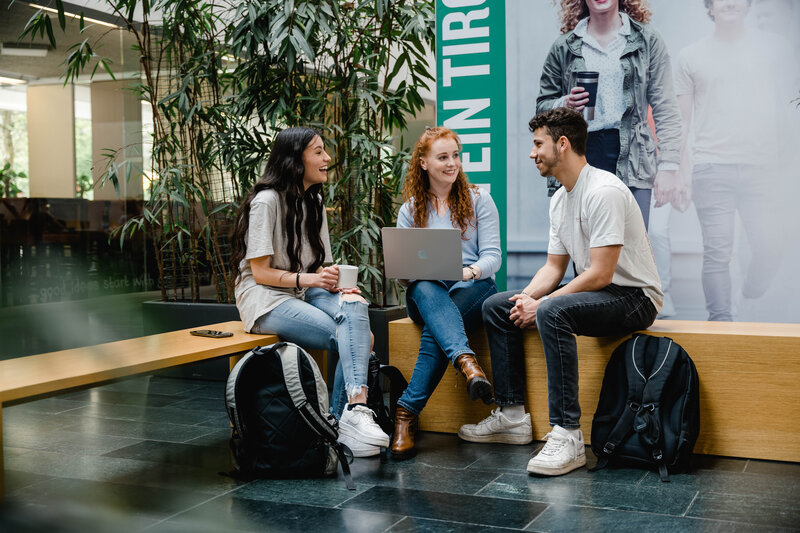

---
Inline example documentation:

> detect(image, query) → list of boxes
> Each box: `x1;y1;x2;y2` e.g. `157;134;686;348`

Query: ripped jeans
251;288;371;419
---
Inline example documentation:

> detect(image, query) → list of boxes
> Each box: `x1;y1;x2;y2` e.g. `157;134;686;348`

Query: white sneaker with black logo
526;425;586;476
338;403;390;448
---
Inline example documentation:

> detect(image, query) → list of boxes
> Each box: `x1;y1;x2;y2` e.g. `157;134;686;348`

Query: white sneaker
339;404;390;448
338;431;380;458
526;425;586;476
458;409;533;445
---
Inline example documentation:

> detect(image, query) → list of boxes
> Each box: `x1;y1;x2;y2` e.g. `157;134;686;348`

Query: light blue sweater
397;187;502;279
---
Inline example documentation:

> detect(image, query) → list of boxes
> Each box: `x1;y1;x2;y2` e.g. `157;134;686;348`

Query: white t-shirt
235;188;333;332
548;164;663;310
675;30;792;166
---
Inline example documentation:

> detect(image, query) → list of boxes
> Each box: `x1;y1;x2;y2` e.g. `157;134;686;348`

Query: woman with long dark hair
231;127;389;457
390;127;502;460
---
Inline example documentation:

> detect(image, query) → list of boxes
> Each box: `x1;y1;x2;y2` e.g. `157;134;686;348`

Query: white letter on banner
463;148;491;172
443;99;490;129
442;0;486;7
458;133;490;145
442;60;490;87
442;8;490;40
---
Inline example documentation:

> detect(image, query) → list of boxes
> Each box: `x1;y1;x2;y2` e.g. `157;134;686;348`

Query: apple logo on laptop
417;249;427;260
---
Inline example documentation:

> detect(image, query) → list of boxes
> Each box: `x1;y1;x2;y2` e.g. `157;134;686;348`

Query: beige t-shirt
548;165;663;311
235;188;333;332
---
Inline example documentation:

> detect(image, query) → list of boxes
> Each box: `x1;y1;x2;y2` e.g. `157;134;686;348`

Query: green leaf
43;15;57;49
55;0;66;29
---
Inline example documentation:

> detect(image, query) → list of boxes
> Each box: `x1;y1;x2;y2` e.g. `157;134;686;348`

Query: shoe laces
538;432;568;456
477;409;503;429
350;404;377;424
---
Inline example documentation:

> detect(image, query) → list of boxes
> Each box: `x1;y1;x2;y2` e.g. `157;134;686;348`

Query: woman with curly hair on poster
537;0;682;228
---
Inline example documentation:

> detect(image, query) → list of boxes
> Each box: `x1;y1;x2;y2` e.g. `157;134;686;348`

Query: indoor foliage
21;0;434;306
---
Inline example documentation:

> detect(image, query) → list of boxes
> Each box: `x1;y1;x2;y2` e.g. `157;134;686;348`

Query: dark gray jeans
482;284;657;428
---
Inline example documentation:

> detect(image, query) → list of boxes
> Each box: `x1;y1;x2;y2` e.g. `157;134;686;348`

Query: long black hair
230;127;327;282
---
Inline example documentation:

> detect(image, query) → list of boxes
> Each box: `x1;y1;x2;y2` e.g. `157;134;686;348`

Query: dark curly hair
401;127;478;237
529;108;588;156
230;127;327;282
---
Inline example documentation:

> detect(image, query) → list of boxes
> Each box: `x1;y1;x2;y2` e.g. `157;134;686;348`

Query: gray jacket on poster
536;17;681;194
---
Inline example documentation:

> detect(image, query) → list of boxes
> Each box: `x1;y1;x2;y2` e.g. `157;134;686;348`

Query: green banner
436;0;507;290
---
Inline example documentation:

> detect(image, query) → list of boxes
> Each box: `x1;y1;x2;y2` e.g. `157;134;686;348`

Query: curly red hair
556;0;652;33
402;127;478;237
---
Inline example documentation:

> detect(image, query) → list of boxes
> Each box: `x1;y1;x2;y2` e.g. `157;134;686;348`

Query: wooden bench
0;320;280;500
389;318;800;463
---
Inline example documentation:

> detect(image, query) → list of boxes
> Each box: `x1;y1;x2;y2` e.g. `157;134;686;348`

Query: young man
675;0;793;321
458;107;663;476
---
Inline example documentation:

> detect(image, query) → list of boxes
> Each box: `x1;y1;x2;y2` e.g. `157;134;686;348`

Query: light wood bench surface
0;320;277;499
389;318;800;463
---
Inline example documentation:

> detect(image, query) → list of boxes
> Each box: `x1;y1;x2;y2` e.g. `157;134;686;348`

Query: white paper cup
336;265;358;289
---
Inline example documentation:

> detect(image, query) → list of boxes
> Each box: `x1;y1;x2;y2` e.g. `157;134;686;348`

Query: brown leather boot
455;353;494;405
390;406;419;460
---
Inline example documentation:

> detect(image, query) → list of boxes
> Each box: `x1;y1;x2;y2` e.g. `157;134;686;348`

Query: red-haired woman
390;127;502;460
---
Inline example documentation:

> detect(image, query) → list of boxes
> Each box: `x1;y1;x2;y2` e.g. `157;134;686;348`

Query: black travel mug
574;71;599;120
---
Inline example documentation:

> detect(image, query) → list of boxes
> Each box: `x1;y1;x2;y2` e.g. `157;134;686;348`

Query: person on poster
458;108;662;476
536;0;682;228
675;0;792;321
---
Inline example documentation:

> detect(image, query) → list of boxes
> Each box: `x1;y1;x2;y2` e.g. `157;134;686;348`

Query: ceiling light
0;76;26;85
28;3;121;29
1;43;49;57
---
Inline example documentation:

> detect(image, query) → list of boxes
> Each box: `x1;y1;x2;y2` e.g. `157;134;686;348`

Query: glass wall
0;2;159;358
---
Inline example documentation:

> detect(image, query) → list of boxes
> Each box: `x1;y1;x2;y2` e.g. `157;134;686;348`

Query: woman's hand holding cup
315;265;339;292
564;86;590;111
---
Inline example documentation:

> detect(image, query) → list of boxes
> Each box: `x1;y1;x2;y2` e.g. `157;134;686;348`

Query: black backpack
590;333;700;481
366;353;408;436
225;342;354;489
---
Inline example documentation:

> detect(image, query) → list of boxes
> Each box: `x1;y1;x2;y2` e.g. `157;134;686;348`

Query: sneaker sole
466;377;494;405
526;453;586;476
339;424;390;448
338;438;381;458
350;445;382;458
457;429;533;445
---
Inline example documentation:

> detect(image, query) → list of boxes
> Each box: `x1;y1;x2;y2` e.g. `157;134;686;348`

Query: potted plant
21;0;435;366
224;0;435;360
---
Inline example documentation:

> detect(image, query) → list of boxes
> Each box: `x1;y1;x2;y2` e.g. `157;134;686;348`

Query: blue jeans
396;278;498;415
251;288;370;419
482;285;657;428
692;163;781;321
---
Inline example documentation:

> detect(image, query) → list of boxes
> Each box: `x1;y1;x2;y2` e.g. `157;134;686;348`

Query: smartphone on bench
190;329;233;338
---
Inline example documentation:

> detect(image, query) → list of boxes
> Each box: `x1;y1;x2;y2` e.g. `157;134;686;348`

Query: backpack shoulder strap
636;336;680;481
276;343;355;490
594;334;649;462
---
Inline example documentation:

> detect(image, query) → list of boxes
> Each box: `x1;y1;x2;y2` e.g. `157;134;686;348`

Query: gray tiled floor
3;375;800;532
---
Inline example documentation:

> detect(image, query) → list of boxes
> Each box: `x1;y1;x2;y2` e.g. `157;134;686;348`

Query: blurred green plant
20;0;434;306
0;162;25;197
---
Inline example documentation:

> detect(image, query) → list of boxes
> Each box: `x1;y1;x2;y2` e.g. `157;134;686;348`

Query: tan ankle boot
454;353;494;405
390;406;419;460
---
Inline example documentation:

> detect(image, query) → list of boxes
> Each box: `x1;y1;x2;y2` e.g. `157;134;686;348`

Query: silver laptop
382;227;463;280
